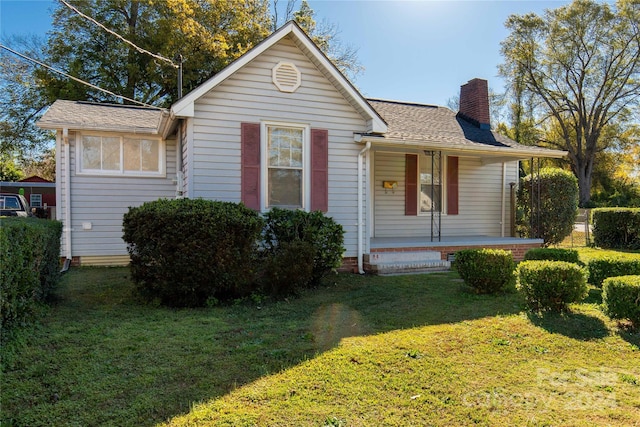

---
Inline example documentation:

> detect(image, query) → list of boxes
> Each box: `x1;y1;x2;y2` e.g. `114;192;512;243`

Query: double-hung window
263;123;309;210
78;134;164;176
419;153;442;213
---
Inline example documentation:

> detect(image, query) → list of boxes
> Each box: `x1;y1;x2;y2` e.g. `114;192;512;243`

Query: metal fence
563;208;592;248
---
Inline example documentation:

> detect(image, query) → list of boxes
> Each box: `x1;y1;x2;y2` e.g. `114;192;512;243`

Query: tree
272;0;363;82
43;0;272;106
0;35;53;157
500;0;640;206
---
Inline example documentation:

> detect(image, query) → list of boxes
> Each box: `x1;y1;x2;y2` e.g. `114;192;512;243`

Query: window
78;134;163;176
263;123;309;209
419;153;442;213
30;194;42;207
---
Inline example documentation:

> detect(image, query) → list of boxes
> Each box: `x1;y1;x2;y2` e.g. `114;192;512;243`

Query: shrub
523;248;581;264
517;168;578;246
123;199;264;307
455;249;516;294
262;208;345;287
516;261;588;311
0;218;62;331
587;257;640;287
602;275;640;326
592;208;640;250
260;240;315;296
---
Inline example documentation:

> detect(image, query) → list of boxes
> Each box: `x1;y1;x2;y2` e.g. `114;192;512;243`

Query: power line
58;0;179;69
0;44;161;109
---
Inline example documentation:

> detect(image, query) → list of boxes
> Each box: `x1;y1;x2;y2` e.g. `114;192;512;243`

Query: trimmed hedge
602;275;640;326
123;199;264;307
0;218;62;331
455;249;515;294
517;168;578;246
516;260;588;311
592;208;640;250
524;248;581;264
587;257;640;288
262;208;345;287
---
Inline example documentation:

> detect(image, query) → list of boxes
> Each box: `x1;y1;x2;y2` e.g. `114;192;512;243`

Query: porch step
364;251;451;275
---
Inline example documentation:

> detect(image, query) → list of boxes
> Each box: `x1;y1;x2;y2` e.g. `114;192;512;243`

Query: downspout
501;161;507;237
357;140;371;274
176;119;184;198
63;128;72;264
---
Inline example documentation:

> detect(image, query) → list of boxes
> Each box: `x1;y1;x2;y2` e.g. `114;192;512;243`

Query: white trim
170;22;387;134
260;121;311;212
29;194;42;207
75;132;165;178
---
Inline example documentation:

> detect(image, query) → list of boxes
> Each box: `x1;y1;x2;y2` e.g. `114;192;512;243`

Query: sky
0;0;576;106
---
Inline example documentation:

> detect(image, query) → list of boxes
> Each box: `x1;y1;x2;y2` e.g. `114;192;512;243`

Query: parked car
0;193;33;217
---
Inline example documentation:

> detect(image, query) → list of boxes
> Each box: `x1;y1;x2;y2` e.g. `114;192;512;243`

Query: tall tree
0;35;53;157
43;0;272;106
500;0;640;206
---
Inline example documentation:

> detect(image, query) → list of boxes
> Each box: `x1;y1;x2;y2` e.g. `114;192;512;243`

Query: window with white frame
30;194;42;207
263;123;309;209
419;153;442;213
78;134;163;176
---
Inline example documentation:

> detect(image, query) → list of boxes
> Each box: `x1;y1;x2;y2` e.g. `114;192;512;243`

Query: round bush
261;240;315;296
587;257;640;287
455;249;516;294
517;168;578;246
602;275;640;326
524;248;581;264
123;199;264;307
516;261;588;311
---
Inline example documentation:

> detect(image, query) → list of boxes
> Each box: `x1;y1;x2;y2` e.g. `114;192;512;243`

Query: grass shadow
527;310;610;341
0;268;522;426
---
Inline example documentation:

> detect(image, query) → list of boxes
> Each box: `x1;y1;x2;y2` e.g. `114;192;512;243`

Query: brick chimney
458;78;490;130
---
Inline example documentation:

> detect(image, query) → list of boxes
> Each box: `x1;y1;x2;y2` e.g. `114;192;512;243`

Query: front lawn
2;263;639;426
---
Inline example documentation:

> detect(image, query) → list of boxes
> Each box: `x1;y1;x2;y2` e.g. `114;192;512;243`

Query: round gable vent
272;61;301;93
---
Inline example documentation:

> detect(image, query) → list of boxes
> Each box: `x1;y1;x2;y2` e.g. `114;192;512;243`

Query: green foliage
44;0;272;106
592;208;640;250
602;275;640;326
517;168;579;245
587;256;640;287
260;240;315;296
455;249;516;294
516;260;588;311
262;208;345;287
500;0;640;207
524;248;581;264
0;218;62;331
122;198;264;307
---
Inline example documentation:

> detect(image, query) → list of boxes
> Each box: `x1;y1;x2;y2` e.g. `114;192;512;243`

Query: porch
363;236;543;275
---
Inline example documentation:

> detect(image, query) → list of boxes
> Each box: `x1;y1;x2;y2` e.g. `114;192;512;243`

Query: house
0;176;56;219
37;21;566;272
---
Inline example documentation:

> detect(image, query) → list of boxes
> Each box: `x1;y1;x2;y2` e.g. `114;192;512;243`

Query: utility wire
58;0;179;69
0;44;161;109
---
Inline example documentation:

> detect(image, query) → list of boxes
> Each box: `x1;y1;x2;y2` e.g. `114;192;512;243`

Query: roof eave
356;135;568;159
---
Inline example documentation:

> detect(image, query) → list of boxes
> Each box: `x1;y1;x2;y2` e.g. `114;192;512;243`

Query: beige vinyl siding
190;36;368;256
66;131;176;257
373;152;517;238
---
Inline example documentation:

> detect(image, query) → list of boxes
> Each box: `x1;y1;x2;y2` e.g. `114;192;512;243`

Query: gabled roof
171;21;387;134
37;100;171;136
365;99;567;161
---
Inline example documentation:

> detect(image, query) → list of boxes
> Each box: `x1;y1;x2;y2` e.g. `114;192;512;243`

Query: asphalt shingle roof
367;99;562;157
37;100;168;134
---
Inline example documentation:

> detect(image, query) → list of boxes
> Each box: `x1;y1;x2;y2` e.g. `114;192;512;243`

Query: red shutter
447;156;459;215
405;154;418;216
241;123;261;210
310;129;329;212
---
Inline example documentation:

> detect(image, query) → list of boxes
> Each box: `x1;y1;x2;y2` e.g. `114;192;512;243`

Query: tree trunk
575;157;593;207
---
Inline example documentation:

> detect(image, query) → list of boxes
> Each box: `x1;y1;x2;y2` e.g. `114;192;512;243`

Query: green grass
2;265;640;426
